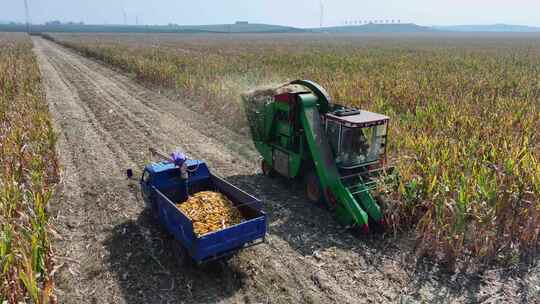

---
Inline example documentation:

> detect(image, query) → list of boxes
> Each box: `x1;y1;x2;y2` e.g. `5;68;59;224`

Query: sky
2;0;539;27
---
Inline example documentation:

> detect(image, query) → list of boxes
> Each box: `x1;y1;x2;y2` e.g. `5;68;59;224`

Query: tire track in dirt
33;37;539;304
33;37;254;304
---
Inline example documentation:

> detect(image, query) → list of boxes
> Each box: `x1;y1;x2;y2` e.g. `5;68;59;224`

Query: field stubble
46;32;540;267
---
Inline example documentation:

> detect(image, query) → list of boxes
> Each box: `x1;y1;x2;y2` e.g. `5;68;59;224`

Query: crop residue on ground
45;32;540;266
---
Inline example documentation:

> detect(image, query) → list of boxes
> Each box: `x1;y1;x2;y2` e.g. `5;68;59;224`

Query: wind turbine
24;0;31;33
122;7;127;25
319;0;324;28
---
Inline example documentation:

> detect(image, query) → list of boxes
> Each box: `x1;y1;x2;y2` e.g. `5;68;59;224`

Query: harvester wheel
369;216;386;234
305;170;323;204
261;160;275;177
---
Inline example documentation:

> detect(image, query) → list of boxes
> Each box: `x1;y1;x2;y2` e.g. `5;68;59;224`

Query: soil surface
32;37;539;304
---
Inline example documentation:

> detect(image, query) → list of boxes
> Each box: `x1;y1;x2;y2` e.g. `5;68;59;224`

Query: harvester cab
246;79;393;233
325;104;389;170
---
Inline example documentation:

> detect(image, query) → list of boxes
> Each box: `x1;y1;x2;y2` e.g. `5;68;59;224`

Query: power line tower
24;0;31;33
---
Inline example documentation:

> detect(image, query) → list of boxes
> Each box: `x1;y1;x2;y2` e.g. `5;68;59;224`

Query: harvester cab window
335;123;388;168
326;120;341;154
371;124;388;159
338;127;368;167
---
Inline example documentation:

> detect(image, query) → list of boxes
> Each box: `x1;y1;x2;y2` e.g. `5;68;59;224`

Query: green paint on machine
247;80;394;233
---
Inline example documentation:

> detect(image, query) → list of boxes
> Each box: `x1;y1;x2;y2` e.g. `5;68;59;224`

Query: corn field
47;33;540;266
0;33;58;303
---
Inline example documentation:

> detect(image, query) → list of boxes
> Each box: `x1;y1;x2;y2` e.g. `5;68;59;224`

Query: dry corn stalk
177;191;244;236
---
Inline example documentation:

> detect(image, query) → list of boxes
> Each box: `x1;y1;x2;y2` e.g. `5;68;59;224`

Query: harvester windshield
326;113;388;168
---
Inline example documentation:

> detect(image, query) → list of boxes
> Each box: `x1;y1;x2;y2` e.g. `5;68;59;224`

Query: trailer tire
305;170;323;204
172;240;193;268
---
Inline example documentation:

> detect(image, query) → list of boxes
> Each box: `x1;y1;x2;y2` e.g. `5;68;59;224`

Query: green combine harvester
245;80;393;233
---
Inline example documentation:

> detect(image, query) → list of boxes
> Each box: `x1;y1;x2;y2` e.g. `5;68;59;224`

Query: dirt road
32;37;539;304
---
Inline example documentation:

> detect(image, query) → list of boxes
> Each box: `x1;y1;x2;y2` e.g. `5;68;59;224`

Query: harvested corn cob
177;191;244;236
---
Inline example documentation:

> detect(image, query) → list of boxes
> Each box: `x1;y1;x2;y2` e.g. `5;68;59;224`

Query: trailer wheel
305;170;323;204
172;240;193;268
150;201;160;221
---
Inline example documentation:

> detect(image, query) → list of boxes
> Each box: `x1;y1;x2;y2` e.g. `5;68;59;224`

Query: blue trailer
140;158;267;264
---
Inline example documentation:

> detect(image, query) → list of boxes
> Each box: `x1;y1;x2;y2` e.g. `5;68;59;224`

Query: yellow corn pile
177;191;244;236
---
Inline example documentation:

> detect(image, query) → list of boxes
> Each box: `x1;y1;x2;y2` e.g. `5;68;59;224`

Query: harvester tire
305;170;323;204
261;160;275;177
